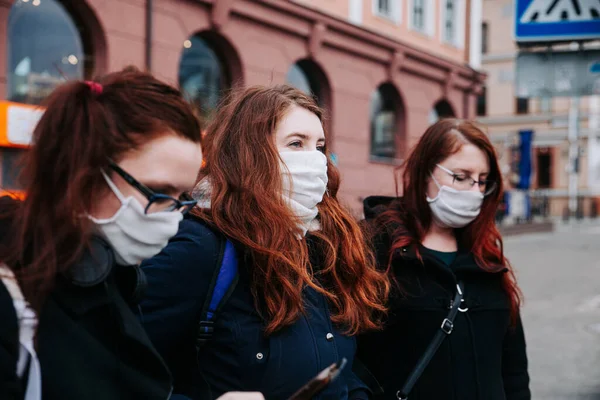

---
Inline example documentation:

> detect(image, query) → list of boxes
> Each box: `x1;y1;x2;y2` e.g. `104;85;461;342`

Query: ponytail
0;67;202;311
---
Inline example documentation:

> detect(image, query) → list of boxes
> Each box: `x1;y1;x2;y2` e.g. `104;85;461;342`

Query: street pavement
505;221;600;399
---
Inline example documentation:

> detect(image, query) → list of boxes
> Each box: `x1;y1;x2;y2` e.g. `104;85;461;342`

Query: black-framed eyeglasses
436;164;497;196
108;159;197;215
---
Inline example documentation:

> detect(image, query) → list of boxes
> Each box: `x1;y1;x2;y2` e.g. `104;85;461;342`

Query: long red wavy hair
194;85;390;335
377;119;522;321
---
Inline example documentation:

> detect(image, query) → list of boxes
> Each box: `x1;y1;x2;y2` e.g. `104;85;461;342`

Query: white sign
516;49;600;98
7;105;44;146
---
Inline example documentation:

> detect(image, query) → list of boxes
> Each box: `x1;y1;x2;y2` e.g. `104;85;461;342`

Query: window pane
378;0;391;15
8;0;84;105
370;86;398;159
179;36;227;120
477;87;487;116
413;0;425;29
372;111;396;157
540;97;552;113
429;108;439;125
286;64;313;96
537;149;552;188
1;148;25;191
516;97;529;114
286;62;322;106
445;0;455;42
481;22;488;54
432;101;455;122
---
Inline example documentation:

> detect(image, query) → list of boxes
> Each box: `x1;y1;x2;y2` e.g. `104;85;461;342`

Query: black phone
287;358;348;400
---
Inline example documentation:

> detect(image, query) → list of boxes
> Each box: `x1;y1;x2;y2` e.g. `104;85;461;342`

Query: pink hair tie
85;81;103;95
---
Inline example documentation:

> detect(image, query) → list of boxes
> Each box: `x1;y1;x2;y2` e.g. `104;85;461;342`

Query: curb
499;221;555;236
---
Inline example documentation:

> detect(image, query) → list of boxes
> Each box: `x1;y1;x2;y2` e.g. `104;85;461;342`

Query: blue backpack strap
196;237;238;350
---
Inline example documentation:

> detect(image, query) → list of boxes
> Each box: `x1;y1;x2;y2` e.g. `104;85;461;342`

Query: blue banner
517;130;533;190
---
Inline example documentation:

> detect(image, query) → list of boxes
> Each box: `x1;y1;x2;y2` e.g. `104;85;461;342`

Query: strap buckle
441;318;454;334
396;391;408;400
458;298;469;313
196;320;214;348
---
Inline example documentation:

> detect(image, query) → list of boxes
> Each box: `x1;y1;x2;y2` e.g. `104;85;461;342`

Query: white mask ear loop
101;170;127;204
430;173;442;189
428;173;443;202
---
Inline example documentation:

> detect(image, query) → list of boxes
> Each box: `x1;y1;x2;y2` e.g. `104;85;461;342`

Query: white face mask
279;150;329;237
427;175;484;229
89;172;183;265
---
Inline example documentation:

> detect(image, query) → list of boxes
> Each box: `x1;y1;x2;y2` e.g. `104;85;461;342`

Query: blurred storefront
0;0;485;212
478;0;600;219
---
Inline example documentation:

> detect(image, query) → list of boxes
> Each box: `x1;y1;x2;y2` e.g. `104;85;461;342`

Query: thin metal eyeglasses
436;164;497;196
108;159;197;215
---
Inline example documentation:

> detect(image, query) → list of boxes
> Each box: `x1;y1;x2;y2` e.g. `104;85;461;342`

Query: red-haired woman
357;120;530;400
138;85;390;399
0;68;261;400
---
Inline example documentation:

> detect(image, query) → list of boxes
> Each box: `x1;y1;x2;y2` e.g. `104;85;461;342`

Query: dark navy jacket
138;218;369;400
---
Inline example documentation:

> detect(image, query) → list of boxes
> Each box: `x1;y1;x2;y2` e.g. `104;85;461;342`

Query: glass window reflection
370;85;398;160
179;36;227;120
286;64;313;96
430;100;455;124
8;0;84;105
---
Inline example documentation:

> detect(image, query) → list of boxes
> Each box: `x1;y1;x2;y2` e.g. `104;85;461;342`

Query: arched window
179;35;229;120
286;63;315;97
429;99;456;124
286;60;330;109
370;83;404;160
8;0;85;105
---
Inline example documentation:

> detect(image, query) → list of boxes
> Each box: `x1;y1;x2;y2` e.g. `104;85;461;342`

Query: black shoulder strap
396;282;464;400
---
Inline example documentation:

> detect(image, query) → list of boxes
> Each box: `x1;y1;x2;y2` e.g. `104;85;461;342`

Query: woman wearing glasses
356;120;530;400
0;67;262;400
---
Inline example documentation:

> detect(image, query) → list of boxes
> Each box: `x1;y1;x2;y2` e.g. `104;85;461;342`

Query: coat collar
49;267;167;374
392;243;507;277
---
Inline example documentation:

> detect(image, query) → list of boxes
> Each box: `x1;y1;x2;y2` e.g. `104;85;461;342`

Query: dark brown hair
195;85;389;335
378;119;522;320
0;67;202;311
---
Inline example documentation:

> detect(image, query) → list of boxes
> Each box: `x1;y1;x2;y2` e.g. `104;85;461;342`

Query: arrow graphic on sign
520;0;600;23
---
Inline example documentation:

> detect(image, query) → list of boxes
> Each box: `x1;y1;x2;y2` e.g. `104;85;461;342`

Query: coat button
402;248;407;252
256;353;264;360
326;333;334;342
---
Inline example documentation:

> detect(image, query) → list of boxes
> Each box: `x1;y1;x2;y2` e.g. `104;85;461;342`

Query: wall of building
293;0;468;65
0;0;484;214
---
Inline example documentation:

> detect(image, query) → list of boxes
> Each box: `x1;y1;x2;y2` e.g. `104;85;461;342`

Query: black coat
0;196;24;400
0;280;22;400
0;196;173;400
36;272;173;400
356;197;531;400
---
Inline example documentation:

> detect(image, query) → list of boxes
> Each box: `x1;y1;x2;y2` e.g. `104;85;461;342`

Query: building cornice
197;0;486;91
482;52;516;63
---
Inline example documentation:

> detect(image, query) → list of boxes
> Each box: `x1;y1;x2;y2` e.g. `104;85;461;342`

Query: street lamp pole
567;95;580;217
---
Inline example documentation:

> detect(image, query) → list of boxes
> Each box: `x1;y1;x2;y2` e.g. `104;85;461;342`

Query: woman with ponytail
138;85;390;399
356;119;530;400
0;67;261;400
